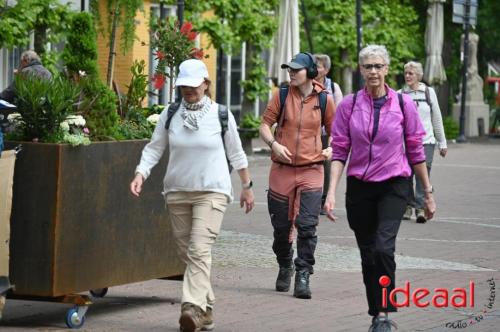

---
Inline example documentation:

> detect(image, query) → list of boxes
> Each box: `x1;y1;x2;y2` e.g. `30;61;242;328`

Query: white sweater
400;83;447;149
135;103;248;202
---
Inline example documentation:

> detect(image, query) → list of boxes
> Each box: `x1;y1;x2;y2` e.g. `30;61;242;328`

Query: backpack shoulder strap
425;86;432;115
277;83;289;127
330;81;335;94
164;102;181;130
218;104;233;173
319;91;328;126
351;91;358;114
398;93;404;116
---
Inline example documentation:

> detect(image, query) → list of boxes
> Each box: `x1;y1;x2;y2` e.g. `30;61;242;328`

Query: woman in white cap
130;59;254;332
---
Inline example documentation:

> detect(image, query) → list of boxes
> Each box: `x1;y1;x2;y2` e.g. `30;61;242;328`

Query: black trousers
267;189;322;274
346;176;410;316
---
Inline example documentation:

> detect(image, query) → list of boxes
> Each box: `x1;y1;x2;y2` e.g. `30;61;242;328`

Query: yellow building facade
95;2;218;103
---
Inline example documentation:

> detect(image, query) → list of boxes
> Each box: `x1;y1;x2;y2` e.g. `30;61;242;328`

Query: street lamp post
356;0;363;90
457;0;471;143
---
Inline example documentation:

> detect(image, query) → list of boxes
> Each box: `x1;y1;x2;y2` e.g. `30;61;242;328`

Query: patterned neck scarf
180;95;212;131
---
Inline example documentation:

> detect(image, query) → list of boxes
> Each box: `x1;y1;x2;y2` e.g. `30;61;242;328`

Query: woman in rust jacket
259;52;335;300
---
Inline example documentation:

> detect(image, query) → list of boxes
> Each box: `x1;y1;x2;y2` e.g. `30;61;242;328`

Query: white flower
78;70;87;77
147;114;160;125
60;121;70;132
65;115;86;127
7;112;22;122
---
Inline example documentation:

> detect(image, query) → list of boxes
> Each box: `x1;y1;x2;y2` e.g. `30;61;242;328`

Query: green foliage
13;76;80;142
239;113;261;139
443;116;459;140
182;0;278;101
62;12;99;77
302;0;423;78
79;78;120;140
89;0;143;54
0;0;72;52
120;60;149;117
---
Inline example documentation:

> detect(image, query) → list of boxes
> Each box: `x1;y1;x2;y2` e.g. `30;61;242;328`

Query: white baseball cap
174;59;209;87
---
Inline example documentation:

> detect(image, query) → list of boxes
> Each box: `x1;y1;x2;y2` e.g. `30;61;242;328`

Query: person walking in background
324;45;436;332
259;52;335;299
0;50;52;103
130;59;254;332
314;54;343;214
400;61;447;223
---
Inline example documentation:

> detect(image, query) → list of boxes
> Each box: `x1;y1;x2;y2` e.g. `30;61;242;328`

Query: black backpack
277;84;328;129
164;102;233;172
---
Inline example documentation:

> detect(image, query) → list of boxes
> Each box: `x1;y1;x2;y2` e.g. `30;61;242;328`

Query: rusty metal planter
7;140;184;297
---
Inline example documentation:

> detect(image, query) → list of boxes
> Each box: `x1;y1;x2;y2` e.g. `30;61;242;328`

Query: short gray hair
314;54;331;71
359;45;390;65
404;61;424;80
20;50;41;64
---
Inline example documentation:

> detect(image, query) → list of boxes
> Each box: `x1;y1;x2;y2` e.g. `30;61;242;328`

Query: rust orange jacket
262;81;336;166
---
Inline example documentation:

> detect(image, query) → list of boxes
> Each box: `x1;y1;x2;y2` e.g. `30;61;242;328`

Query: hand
240;188;255;214
323;193;337;222
271;142;292;163
424;194;436;220
322;147;332;160
439;148;447;157
130;173;144;197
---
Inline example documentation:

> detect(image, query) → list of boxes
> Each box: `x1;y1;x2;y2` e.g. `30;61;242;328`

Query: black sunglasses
362;63;386;70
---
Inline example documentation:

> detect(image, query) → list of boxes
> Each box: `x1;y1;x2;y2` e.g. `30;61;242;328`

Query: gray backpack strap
164;102;181;130
218;104;233;173
425;86;432;116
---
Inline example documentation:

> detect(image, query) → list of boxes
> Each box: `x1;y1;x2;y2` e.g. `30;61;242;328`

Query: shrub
443;116;459;140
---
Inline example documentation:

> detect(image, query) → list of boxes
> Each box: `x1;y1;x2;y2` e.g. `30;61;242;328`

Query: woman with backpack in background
400;61;447;223
324;45;436;332
259;52;335;300
314;54;344;214
130;59;254;332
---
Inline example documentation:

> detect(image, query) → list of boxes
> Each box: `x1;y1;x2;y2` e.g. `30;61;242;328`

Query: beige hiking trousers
165;191;228;311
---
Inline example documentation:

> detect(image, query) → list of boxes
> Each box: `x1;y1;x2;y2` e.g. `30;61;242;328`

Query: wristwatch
424;186;434;194
242;180;253;189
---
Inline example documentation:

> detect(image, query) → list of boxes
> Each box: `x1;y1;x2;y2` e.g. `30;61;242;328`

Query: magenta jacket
331;85;426;182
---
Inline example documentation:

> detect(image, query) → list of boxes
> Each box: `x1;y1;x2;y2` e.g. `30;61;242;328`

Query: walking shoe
416;209;427;223
368;314;398;332
201;307;215;331
293;270;311;299
179;303;203;332
276;265;295;292
402;206;412;220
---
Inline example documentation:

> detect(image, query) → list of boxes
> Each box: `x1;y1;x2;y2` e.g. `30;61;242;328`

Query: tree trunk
106;1;120;88
34;25;47;55
240;43;256;121
341;49;353;95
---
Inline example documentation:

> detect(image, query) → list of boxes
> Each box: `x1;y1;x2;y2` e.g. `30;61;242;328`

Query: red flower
180;21;193;35
153;73;166;90
187;31;197;41
191;48;204;59
154;50;165;60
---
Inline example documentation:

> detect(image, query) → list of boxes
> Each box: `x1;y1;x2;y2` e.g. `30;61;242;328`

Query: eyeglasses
362;63;386;71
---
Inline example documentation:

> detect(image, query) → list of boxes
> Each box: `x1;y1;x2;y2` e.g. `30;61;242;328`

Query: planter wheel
65;306;88;329
89;288;108;298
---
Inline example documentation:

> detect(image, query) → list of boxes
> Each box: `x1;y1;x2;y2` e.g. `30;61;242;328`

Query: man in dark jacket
0;50;52;103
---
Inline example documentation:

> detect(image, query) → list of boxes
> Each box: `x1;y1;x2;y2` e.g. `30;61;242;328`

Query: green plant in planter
239;113;261;139
12;76;80;142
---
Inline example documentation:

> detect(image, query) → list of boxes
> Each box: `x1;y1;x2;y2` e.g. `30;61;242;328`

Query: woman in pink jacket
324;45;436;332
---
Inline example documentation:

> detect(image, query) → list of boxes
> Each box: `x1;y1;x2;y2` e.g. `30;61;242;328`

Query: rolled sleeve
261;90;281;127
331;95;352;162
402;94;426;165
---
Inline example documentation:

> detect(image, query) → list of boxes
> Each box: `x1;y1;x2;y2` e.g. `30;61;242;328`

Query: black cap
281;53;314;70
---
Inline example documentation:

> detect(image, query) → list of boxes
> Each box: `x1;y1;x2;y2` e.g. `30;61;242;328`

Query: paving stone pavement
0;139;499;331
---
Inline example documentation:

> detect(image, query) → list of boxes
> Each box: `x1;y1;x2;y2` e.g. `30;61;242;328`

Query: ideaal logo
379;276;475;308
378;276;496;329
